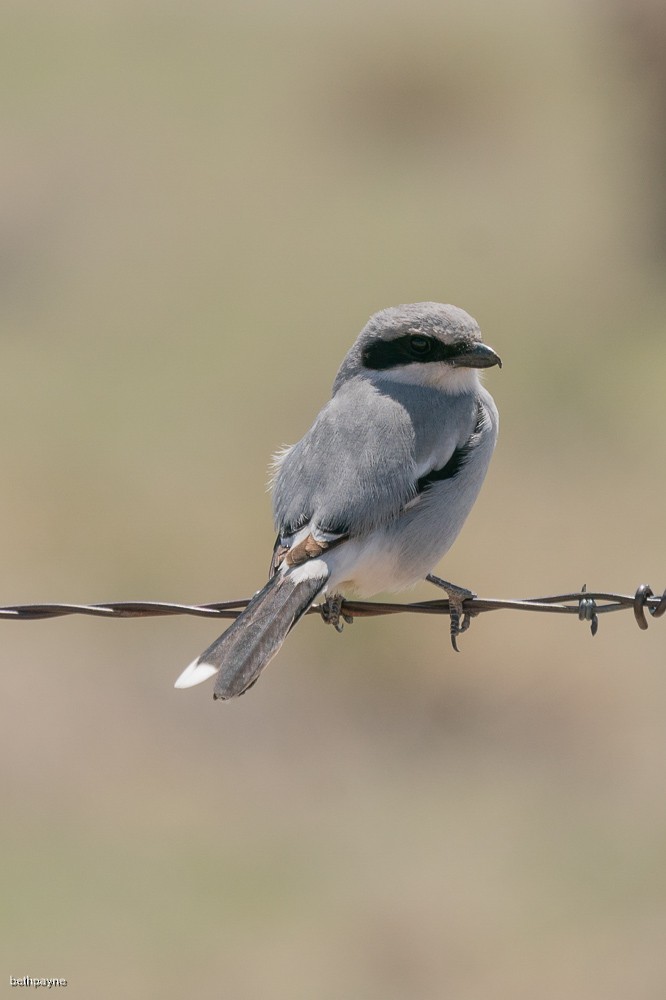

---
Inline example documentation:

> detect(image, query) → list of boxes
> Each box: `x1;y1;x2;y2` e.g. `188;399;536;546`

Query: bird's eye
409;335;433;356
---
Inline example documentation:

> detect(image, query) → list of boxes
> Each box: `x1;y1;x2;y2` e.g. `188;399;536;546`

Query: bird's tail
174;568;328;699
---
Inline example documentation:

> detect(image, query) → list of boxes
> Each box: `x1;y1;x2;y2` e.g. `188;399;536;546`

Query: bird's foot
426;574;476;652
320;593;353;633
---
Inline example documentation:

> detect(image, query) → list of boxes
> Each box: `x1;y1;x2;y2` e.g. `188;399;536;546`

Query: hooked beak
450;342;502;370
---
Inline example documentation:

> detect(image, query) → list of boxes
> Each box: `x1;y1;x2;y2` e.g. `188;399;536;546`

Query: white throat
372;362;481;394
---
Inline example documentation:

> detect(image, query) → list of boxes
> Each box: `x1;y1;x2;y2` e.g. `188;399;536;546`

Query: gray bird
175;302;501;699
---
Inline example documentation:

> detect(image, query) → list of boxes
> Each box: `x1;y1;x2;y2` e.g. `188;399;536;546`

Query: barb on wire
0;585;664;635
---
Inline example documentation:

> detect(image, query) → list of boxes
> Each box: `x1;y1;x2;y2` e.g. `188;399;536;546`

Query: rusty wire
0;584;664;635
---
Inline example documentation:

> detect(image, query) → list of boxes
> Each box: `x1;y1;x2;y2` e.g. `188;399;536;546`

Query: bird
175;302;501;700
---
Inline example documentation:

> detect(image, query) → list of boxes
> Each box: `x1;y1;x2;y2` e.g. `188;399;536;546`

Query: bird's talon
426;574;476;651
320;594;349;632
459;611;472;635
448;601;462;651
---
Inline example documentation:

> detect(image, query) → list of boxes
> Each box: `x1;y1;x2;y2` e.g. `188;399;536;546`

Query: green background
2;1;666;997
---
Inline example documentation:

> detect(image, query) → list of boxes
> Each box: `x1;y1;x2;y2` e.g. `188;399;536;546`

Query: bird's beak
450;343;502;369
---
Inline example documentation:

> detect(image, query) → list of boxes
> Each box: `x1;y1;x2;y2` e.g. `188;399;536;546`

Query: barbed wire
0;583;663;634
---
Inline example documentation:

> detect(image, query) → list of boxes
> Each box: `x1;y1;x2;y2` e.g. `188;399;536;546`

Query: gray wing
271;378;482;543
272;378;418;540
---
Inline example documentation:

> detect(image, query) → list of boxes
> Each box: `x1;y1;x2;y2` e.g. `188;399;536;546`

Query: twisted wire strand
0;585;663;633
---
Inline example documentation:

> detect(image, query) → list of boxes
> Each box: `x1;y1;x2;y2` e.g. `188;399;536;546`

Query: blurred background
1;0;666;997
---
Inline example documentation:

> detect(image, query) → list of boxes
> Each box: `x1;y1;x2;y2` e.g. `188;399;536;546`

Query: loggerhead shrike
175;302;501;699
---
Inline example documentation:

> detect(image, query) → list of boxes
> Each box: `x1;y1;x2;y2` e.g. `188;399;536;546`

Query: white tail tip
174;658;219;689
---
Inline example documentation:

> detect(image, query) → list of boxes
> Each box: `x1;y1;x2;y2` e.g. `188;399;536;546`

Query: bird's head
335;302;501;395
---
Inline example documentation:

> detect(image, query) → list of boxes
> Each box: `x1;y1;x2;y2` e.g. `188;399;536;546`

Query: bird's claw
426;574;476;651
320;594;353;633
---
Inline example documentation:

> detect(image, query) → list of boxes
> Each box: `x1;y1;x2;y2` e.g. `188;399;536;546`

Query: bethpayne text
9;977;67;988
